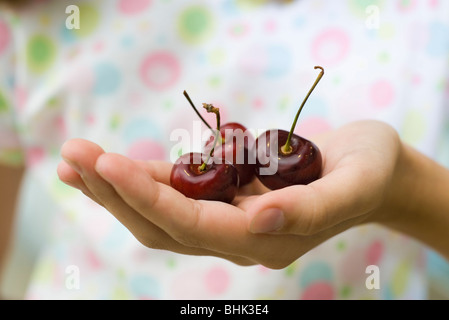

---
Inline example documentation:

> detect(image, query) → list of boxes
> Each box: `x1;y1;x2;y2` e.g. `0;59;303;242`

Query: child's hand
57;120;402;269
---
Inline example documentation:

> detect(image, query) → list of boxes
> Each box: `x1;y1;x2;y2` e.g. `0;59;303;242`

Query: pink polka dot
118;0;151;14
366;240;384;266
86;249;103;270
301;282;334;300
411;74;422;86
15;87;28;111
340;248;367;284
252;97;264;110
264;19;277;33
92;41;106;52
369;80;395;109
140;52;181;91
201;101;229;127
127;139;166;161
258;265;270;274
311;29;350;66
86;114;96;125
26;147;45;167
294;117;332;138
0;20;10;55
428;0;439;9
55;116;67;138
204;266;230;295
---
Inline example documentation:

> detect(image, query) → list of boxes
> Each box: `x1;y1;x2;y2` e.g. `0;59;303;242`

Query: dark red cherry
183;91;256;187
171;101;239;203
255;66;325;190
170;153;239;203
255;130;321;190
204;122;256;186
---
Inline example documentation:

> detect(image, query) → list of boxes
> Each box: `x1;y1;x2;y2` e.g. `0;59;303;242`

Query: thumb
246;168;379;235
246;185;319;235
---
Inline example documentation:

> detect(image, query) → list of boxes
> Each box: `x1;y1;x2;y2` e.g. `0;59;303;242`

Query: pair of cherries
170;66;325;204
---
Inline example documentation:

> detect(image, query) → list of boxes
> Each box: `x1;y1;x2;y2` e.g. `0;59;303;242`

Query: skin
0;164;24;297
54;120;449;268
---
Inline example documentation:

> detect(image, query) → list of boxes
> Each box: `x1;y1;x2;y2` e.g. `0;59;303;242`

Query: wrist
374;140;449;259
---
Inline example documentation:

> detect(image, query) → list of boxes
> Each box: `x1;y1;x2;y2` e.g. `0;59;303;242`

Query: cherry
170;103;239;203
184;91;256;187
204;122;256;186
255;66;325;190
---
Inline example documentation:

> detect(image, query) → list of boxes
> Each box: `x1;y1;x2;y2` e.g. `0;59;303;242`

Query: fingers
57;160;104;206
60;139;150;229
58;139;257;265
134;160;173;185
95;153;253;253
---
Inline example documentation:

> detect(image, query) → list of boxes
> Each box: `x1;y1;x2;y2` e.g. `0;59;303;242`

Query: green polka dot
278;96;290;112
340;285;351;298
336;240;346;251
348;0;385;18
209;48;226;65
378;23;395;39
73;4;100;38
333;75;342;85
236;0;267;9
377;51;390;63
32;258;55;284
208;75;221;87
112;286;131;299
110;113;122;130
0;90;8;112
51;176;78;199
399;0;414;8
391;261;411;297
163;99;174;110
117;268;126;280
178;6;214;44
436;78;448;92
401;109;426;145
27;35;56;73
166;257;176;269
0;149;24;166
284;261;298;277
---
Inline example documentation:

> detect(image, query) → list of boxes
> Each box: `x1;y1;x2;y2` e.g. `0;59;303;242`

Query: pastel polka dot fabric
1;0;448;299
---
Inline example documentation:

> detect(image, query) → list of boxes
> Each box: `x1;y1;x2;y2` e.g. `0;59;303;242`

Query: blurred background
1;0;449;300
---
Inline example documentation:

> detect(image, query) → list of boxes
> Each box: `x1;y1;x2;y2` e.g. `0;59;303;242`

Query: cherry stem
183;90;212;131
199;103;220;172
282;66;325;154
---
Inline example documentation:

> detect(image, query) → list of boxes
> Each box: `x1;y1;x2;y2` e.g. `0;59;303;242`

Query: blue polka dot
123;118;162;144
427;22;449;56
265;45;292;78
61;23;77;44
103;222;130;250
299;261;333;288
222;0;239;15
129;275;160;298
121;35;135;48
293;15;306;28
93;62;121;95
298;96;329;118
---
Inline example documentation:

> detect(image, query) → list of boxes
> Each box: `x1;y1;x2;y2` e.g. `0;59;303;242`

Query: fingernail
62;157;83;176
249;208;284;234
